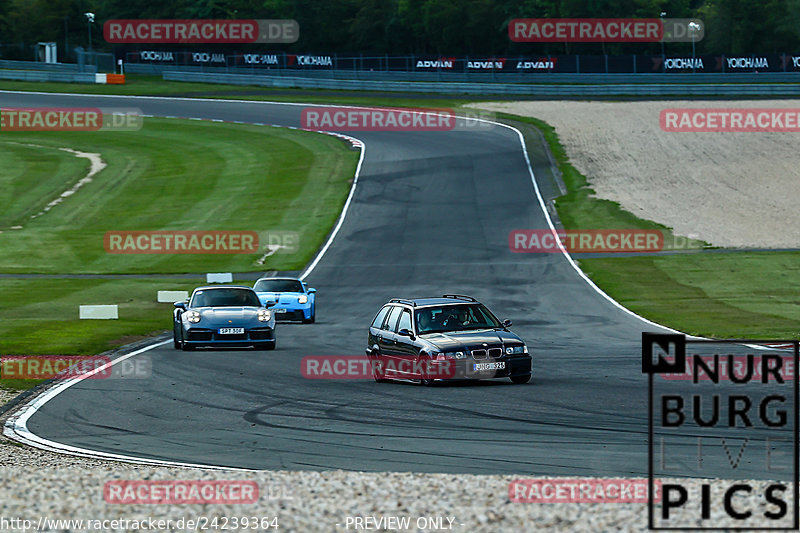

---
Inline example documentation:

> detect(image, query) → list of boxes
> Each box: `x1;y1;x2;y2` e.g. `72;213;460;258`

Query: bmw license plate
218;327;244;335
474;362;505;371
273;308;287;313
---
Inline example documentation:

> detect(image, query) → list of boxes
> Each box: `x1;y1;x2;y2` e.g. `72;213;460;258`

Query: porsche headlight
298;295;308;304
506;345;527;355
186;310;201;323
258;309;272;322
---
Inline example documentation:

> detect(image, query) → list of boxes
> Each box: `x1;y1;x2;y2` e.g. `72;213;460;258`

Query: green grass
0;277;214;391
0;114;358;393
580;253;800;339
0;117;358;274
0;278;208;355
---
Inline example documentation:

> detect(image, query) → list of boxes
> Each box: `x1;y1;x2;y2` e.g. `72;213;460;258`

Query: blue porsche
253;277;316;323
173;286;276;351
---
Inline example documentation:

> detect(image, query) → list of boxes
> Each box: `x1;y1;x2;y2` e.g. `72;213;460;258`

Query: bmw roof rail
442;294;477;302
390;298;417;307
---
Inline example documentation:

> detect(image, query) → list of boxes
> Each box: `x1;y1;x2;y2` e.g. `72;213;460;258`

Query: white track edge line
298;133;365;281
3;340;254;470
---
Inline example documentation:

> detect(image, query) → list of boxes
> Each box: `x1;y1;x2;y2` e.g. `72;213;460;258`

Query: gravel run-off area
1;386;794;532
470;100;800;249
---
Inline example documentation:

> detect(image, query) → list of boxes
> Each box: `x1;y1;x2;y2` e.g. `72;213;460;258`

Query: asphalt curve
2;91;789;478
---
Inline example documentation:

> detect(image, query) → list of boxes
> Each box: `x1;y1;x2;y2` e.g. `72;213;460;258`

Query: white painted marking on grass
206;272;233;283
32;148;107;218
3;142;107;221
157;290;189;303
79;304;118;319
256;243;286;265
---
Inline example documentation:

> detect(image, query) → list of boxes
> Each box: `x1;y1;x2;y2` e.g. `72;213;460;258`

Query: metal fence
75;49;116;73
162;70;800;97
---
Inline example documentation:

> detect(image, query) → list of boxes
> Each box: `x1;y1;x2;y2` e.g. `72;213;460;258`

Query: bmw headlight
505;345;528;355
186;310;201;323
436;351;466;360
258;309;272;322
298;295;308;304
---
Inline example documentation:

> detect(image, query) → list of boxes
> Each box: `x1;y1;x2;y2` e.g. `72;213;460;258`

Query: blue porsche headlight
186;310;201;323
298;295;308;304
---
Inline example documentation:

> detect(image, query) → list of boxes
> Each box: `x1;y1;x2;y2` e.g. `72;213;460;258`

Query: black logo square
642;333;686;374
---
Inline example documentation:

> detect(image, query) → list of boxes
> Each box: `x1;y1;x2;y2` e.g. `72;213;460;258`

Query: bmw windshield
414;304;501;334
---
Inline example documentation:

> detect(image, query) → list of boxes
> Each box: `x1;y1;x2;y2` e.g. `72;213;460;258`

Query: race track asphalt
2;91;792;478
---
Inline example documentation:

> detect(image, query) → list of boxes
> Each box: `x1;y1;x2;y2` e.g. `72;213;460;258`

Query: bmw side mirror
174;302;186;310
398;328;416;340
501;319;512;329
308;288;316;293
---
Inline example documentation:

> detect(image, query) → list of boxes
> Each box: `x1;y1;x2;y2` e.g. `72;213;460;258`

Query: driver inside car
417;310;433;333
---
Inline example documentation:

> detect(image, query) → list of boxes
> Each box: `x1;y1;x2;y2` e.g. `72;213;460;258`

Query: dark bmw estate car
365;295;532;385
173;286;276;351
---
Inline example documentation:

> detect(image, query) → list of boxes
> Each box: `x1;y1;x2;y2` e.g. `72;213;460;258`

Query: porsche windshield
414;304;501;334
254;279;304;293
191;289;261;308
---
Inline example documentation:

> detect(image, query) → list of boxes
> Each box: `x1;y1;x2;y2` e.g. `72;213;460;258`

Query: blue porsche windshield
254;279;303;293
414;304;501;334
191;288;261;308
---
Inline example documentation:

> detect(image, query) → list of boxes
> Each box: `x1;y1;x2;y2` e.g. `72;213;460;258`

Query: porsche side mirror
174;302;186;310
308;288;316;294
264;300;277;308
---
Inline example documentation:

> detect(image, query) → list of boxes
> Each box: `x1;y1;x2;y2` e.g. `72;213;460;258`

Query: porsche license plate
474;362;505;371
273;308;287;313
218;327;244;335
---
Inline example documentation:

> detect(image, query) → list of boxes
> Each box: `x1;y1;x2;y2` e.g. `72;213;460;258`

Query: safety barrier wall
127;63;800;84
0;69;97;83
162;70;800;97
0;59;97;73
